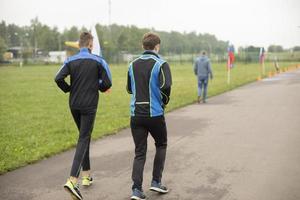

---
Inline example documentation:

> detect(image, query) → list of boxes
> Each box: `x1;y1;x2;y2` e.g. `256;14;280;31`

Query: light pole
14;32;23;67
201;41;212;57
15;32;29;67
58;34;62;51
108;0;111;28
206;42;212;57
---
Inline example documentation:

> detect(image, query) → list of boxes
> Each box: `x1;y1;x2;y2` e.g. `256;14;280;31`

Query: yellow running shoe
82;176;93;186
63;179;83;200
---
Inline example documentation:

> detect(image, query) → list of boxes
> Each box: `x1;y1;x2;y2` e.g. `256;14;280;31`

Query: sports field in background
0;61;298;174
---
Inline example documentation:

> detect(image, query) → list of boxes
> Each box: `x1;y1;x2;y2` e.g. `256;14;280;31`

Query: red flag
259;47;265;64
227;45;235;70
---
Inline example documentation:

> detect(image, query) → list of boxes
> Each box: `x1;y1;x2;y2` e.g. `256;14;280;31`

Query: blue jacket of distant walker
194;55;213;80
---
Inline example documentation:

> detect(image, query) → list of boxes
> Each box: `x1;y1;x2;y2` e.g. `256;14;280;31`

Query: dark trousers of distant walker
70;108;97;177
131;116;168;190
198;77;208;102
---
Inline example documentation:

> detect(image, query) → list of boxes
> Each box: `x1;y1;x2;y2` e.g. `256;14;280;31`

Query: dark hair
79;32;93;48
201;51;206;55
142;32;161;50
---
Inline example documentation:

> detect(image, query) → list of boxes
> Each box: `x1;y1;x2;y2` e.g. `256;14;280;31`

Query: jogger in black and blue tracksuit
55;32;112;200
127;32;172;200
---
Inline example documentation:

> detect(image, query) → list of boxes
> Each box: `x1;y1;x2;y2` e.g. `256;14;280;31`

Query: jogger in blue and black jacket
55;32;112;200
127;32;172;200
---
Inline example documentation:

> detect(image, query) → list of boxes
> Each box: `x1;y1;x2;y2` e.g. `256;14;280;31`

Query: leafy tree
293;46;300;51
268;45;284;52
245;45;261;52
1;19;292;63
0;36;7;61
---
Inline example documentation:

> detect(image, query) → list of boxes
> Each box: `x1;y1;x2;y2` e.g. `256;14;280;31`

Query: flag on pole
227;45;235;70
91;25;102;57
91;25;111;93
227;44;235;84
259;47;266;76
259;47;265;64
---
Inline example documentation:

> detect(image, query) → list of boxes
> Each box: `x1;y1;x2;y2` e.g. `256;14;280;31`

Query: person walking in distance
127;32;172;200
55;32;112;200
194;51;213;103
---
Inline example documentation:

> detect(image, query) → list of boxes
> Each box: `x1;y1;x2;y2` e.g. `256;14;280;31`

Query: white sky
1;0;299;48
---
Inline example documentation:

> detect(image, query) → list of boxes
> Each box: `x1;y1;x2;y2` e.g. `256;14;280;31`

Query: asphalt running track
1;69;300;200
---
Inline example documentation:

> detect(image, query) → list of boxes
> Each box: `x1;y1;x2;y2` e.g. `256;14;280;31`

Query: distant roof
8;47;22;51
8;47;42;51
49;51;67;56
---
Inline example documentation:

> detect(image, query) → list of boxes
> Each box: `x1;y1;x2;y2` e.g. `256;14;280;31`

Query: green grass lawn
0;61;298;174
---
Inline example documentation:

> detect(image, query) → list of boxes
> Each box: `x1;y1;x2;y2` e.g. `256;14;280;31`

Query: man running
127;32;172;200
55;32;112;200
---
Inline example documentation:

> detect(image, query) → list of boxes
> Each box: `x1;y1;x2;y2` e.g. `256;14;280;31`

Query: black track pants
70;108;96;177
130;115;168;190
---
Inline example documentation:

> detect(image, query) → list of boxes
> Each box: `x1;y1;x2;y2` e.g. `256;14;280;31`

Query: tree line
0;18;228;62
0;18;299;63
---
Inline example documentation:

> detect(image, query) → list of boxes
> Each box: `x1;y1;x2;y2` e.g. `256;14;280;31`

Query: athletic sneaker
197;96;201;104
131;188;146;200
64;179;83;200
149;180;169;194
82;176;93;186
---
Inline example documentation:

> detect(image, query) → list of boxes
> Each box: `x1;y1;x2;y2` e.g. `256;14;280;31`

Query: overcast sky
1;0;299;48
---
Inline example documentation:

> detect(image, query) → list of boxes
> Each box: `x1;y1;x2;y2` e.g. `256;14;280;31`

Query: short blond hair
79;32;93;48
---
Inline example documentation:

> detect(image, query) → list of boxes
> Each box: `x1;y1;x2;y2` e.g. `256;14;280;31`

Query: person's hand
210;75;213;80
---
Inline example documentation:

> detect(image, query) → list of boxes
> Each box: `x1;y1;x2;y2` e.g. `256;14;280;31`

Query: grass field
0;61;298;174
